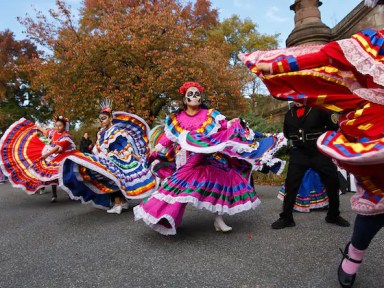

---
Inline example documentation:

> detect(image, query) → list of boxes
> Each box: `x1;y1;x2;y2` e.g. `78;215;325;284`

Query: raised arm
257;50;331;75
41;146;60;160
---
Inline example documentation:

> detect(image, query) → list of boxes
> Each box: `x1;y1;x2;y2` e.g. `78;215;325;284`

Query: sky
0;0;362;46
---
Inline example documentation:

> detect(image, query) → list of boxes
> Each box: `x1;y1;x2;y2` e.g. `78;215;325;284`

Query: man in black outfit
272;102;350;229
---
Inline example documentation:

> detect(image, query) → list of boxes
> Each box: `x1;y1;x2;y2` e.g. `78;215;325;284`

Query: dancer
60;99;157;214
240;26;384;287
134;82;286;235
0;116;76;202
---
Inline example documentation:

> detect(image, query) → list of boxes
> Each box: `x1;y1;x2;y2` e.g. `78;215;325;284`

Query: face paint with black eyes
98;114;112;128
184;87;202;107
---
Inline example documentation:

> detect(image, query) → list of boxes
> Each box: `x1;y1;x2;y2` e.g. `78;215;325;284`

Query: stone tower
286;0;331;47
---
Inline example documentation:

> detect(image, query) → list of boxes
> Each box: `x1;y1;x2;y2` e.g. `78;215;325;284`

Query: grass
252;160;288;186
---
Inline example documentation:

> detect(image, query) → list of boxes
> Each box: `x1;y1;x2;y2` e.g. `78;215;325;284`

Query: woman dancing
0;116;76;202
60;99;157;214
134;82;286;235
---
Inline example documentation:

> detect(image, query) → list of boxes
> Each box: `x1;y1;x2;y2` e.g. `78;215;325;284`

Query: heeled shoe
214;216;232;232
338;242;362;288
107;205;123;214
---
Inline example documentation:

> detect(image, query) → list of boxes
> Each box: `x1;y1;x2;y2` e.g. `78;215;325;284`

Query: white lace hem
152;193;261;216
133;205;177;235
338;38;384;88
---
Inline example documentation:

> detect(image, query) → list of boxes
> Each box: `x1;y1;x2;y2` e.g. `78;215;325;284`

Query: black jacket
284;106;338;152
80;137;93;153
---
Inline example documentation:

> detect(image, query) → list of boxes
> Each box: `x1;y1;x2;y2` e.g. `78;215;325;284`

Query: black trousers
351;214;384;250
280;149;340;220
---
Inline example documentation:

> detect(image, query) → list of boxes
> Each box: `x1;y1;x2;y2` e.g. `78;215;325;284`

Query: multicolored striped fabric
278;169;328;213
134;109;286;235
134;152;261;235
179;122;286;174
0;118;76;193
165;109;222;139
60;151;156;209
149;125;165;150
240;28;384;215
148;125;176;179
112;112;151;160
59;112;157;209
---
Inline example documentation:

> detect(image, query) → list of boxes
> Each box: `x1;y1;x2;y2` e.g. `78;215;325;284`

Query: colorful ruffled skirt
60;152;157;209
278;169;328;213
134;153;261;235
0;118;75;193
239;29;384;215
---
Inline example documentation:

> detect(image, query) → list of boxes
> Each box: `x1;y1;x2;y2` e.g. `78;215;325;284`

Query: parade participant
240;26;384;288
0;116;76;202
273;103;348;228
134;82;286;235
278;168;328;213
59;99;157;214
79;132;93;153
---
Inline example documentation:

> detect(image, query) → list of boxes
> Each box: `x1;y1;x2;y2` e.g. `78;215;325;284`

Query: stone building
287;0;384;47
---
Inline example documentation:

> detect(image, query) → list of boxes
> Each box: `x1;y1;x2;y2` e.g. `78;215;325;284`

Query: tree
19;0;251;124
0;30;50;130
209;15;279;65
207;15;279;115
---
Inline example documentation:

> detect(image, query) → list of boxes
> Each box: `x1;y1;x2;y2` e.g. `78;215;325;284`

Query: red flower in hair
101;107;112;114
179;82;204;95
54;115;69;123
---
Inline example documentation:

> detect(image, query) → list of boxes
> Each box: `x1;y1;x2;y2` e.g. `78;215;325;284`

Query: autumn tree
18;1;281;124
19;0;254;124
0;30;51;130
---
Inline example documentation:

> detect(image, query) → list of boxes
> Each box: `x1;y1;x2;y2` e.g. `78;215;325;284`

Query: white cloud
266;6;289;23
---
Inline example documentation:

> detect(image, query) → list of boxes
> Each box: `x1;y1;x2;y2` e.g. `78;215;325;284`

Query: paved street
0;182;382;288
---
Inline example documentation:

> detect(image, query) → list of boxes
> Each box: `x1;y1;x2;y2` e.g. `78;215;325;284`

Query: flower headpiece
179;82;205;95
54;115;69;131
54;115;69;123
100;98;113;115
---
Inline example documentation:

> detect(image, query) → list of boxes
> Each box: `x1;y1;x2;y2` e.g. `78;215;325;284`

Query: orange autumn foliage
0;30;52;129
19;0;272;124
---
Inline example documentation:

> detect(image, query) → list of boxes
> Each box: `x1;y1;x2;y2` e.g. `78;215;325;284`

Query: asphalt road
0;182;382;288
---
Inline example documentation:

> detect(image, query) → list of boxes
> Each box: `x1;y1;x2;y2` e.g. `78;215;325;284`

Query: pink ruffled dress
134;109;286;235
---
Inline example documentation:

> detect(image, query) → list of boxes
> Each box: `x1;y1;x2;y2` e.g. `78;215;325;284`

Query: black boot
271;217;296;229
338;242;362;288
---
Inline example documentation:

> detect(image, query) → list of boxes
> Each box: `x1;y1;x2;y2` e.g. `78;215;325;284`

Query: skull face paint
184;87;202;107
